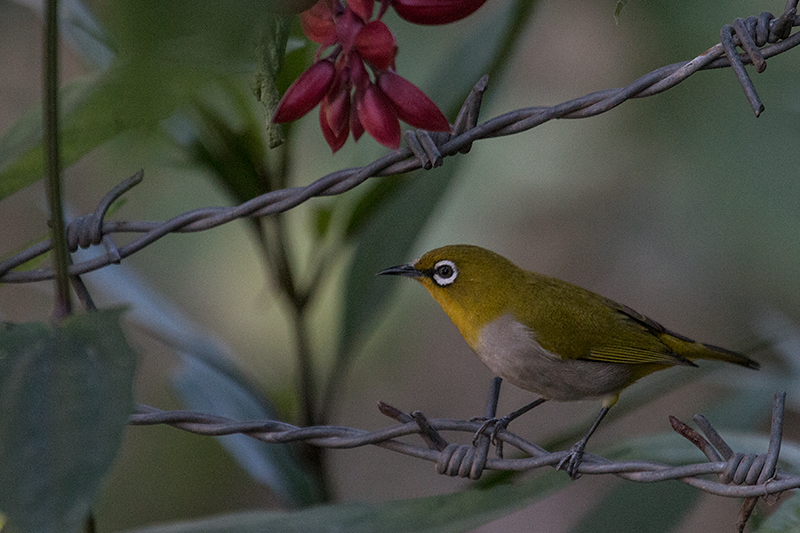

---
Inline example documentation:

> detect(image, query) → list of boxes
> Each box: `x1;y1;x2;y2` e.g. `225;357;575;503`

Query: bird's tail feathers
660;332;760;370
696;341;760;369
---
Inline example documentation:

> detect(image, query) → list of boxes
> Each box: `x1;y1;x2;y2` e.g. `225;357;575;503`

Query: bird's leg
557;405;611;480
473;396;548;457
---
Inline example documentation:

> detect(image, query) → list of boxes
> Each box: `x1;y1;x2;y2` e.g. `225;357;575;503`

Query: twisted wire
128;392;798;501
1;5;799;283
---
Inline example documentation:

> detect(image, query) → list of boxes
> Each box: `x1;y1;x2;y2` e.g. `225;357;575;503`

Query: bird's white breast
476;314;633;401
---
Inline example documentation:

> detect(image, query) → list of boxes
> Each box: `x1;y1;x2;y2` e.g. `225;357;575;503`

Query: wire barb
409;411;450;451
720;24;765;116
66;170;143;264
670;392;789;532
451;74;488;154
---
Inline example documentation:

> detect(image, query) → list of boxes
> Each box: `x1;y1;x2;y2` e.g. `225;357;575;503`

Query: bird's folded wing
587;345;697;366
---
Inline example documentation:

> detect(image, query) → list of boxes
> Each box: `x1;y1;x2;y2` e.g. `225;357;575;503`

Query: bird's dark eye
432;260;458;286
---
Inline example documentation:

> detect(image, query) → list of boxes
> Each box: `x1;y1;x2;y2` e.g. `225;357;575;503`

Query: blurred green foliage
0;310;136;531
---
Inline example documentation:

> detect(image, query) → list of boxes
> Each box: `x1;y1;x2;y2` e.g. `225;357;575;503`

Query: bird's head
378;245;525;344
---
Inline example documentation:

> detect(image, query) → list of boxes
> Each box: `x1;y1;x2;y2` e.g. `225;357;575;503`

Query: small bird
378;244;759;478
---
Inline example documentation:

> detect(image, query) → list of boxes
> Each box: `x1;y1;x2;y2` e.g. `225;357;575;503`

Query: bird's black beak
377;263;422;278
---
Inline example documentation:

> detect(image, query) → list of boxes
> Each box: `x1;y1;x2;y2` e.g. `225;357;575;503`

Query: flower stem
44;0;72;320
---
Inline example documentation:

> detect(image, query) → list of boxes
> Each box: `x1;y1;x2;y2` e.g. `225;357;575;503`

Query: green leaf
0;309;137;533
569;480;698;533
252;15;294;148
177;89;270;206
121;469;568;533
171;355;324;506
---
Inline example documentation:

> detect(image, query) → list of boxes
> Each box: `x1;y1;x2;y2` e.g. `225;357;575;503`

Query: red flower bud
323;85;351;136
349;52;370;91
391;0;487;25
354;21;397;70
272;60;336;123
300;1;337;45
320;97;350;152
378;71;449;131
336;7;364;50
348;0;374;21
357;84;400;149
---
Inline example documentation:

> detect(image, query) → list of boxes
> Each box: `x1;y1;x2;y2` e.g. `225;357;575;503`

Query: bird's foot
471;415;511;444
557;441;587;480
471;416;512;457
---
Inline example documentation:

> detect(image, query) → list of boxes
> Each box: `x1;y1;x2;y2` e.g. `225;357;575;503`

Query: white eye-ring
432;260;458;286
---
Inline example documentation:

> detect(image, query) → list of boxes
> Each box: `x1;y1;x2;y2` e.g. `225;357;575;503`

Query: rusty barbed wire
129;385;797;531
1;4;799;283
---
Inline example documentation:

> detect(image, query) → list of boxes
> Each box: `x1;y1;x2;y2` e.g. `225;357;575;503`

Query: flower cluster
272;0;487;152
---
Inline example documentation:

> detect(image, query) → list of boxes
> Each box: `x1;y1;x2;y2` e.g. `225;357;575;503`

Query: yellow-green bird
378;244;759;478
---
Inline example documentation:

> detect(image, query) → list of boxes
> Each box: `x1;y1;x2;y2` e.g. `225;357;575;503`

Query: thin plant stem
256;130;331;499
290;302;330;500
44;0;72;319
261;214;331;500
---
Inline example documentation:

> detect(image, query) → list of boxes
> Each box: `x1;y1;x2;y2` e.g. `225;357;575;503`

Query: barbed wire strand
1;5;799;283
129;390;798;505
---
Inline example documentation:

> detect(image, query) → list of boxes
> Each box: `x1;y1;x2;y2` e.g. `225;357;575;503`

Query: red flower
272;0;462;152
